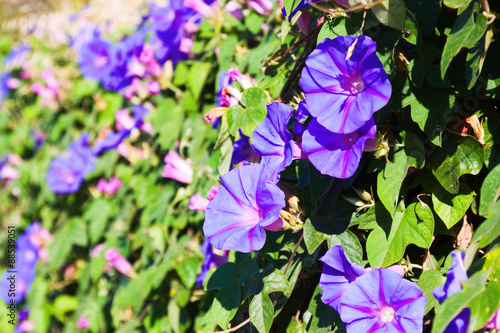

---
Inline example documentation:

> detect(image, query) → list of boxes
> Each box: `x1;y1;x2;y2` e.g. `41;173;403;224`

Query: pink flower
76;315;90;330
104;247;135;277
189;194;210;211
225;1;243;20
115;109;135;131
248;0;273;15
147;80;161;95
227;68;255;90
96;177;122;195
162;150;193;184
6;78;20;89
18;319;35;332
90;243;105;257
485;310;500;330
140;122;154;135
207;186;219;200
184;0;218;18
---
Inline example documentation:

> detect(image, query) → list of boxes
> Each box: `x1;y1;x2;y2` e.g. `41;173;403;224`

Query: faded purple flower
4;44;31;70
251;102;295;183
302;117;376;179
104;248;135;277
162;150;194;184
225;1;243;20
189;194;210;211
300;35;391;134
96;177;122;195
319;245;366;313
196;239;228;288
340;268;426;332
203;164;285;252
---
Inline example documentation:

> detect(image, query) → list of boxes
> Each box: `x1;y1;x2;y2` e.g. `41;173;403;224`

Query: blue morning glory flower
203;164;285;253
300;36;391;134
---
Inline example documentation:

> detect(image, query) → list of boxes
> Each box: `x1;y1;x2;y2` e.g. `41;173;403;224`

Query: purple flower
485;310;500;330
196;239;228;288
340;268;426;332
1;72;10;104
249;0;273;16
46;134;96;194
96;177;122;195
433;251;468;303
319;245;366;313
231;129;259;167
294;101;310;137
31;130;46;150
4;44;31;70
251;102;295;183
433;251;471;333
302;117;376;179
203;164;285;252
216;72;233;108
300;36;391;134
78;36;117;82
1;222;51;304
162;150;194;184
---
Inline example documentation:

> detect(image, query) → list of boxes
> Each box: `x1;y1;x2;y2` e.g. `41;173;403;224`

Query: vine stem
212;318;251;333
306;0;383;15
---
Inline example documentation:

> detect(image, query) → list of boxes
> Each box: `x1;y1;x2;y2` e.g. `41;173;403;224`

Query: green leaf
471;200;500;248
431;270;489;333
432;183;474;229
366;202;434;267
418;269;446;315
48;219;87;270
317;17;353;44
153;98;184;150
465;26;494;89
303;215;363;264
262;269;291;295
83;199;112;244
188;62;212;100
226;87;267;137
305;285;338;332
469;282;500;330
443;0;472;9
249;293;274;333
479;163;500;216
440;1;488;77
406;0;440;36
175;257;199;289
207;262;239;291
409;86;455;146
215;115;234;175
283;0;304;21
429;137;484;194
403;11;422;45
52;295;79;323
377;148;409;216
371;0;406;30
483;247;500;282
213;288;241;330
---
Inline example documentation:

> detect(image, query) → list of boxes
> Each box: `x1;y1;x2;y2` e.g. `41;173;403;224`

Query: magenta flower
96;177;122;195
104;248;135;277
319;245;366;313
90;243;105;257
162;150;194;184
207;185;219;200
302;118;376;179
203;164;285;252
225;1;243;20
340;268;426;332
189;194;210;211
300;36;391;134
485;310;500;330
227;68;254;90
251;102;295;183
76;316;90;330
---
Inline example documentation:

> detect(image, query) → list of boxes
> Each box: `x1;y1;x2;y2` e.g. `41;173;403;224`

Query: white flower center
379;306;395;323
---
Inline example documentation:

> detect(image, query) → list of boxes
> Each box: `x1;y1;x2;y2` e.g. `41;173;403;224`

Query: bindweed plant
0;0;499;332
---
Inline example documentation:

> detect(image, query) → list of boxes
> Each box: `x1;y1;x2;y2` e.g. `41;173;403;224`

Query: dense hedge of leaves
1;0;500;332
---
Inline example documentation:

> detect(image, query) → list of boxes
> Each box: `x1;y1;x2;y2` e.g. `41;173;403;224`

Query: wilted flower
302;118;376;179
227;68;254;90
206;185;219;200
162;150;194;184
251;103;295;183
104;248;135;277
189;194;210;211
203;164;285;252
300;36;391;134
96;177;122;195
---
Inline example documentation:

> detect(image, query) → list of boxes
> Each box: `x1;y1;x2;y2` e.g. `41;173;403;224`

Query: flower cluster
300;35;391;179
46;106;148;193
75;1;211;96
0;222;52;304
320;245;426;332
